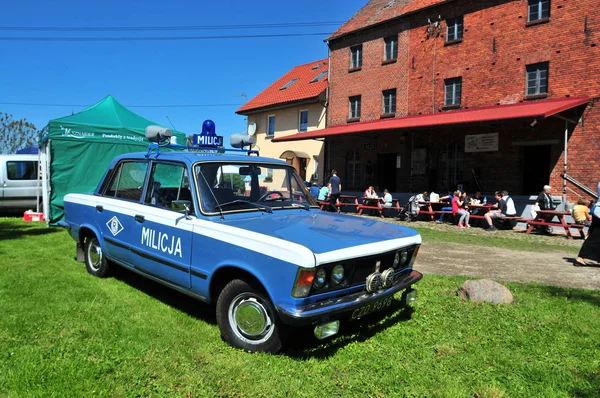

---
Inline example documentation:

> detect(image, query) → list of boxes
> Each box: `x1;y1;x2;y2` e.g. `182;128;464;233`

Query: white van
0;154;42;211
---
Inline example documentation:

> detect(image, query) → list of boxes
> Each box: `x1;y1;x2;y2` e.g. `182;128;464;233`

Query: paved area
416;242;600;290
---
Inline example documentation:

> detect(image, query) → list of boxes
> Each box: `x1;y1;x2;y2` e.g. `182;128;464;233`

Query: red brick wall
327;0;600;198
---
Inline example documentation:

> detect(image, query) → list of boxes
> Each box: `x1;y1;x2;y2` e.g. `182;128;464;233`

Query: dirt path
416;242;600;290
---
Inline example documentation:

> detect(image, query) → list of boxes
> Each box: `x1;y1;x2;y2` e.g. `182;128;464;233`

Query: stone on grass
457;279;513;304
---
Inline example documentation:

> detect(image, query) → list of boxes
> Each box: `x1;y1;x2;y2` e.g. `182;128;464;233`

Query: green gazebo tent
41;95;186;225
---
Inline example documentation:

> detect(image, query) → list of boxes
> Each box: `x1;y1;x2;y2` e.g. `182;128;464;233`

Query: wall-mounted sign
364;143;376;151
465;133;499;153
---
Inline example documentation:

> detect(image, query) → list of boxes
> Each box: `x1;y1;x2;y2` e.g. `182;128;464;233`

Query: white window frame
298;110;309;132
350;45;362;69
382;89;396;115
384;36;398;61
446;16;464;42
267;115;276;137
528;0;550;22
444;77;462;107
526;62;549;96
349;96;361;119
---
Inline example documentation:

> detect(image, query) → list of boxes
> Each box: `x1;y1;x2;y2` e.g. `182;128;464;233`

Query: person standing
575;182;600;266
329;169;342;212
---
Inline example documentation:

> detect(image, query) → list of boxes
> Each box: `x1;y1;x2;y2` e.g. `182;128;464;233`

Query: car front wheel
216;279;285;353
84;236;111;277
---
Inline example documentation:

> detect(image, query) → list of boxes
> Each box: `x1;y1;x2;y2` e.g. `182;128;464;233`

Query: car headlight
313;268;327;289
400;250;408;265
330;264;345;285
393;251;400;268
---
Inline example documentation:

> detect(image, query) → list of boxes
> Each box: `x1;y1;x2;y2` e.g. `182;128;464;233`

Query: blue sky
0;0;365;145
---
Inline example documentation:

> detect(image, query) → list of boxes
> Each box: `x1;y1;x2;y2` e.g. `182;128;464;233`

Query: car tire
216;279;286;353
84;236;111;278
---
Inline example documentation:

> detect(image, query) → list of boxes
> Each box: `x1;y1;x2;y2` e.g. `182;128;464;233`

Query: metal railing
562;174;598;199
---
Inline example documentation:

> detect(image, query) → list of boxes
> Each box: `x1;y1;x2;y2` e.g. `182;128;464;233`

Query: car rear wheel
84;236;111;277
216;279;285;353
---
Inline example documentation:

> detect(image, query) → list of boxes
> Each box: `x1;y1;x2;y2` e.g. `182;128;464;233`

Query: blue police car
60;122;422;353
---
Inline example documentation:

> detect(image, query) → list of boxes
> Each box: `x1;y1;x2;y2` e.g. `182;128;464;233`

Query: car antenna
166;115;177;130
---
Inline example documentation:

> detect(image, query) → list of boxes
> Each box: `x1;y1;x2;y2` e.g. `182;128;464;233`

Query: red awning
273;96;589;142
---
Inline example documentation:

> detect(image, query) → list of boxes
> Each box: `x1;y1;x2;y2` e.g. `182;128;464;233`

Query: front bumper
275;269;423;327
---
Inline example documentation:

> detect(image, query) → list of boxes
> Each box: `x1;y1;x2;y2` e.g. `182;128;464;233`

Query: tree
0;112;39;154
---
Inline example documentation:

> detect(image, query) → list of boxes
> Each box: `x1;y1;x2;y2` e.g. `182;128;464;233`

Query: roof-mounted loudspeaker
145;125;173;143
230;134;256;149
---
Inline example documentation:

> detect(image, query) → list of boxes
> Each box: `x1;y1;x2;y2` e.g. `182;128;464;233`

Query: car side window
7;161;38;180
104;161;147;202
144;162;193;213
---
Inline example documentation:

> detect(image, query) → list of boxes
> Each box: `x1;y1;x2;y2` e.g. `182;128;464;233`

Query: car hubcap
88;240;103;270
229;294;273;343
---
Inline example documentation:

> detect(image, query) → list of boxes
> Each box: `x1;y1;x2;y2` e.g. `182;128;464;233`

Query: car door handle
96;205;103;212
134;214;145;223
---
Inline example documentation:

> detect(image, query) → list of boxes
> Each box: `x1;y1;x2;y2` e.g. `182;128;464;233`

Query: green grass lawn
1;218;599;397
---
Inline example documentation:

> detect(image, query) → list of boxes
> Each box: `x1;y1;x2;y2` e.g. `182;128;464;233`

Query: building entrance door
522;145;552;195
377;153;397;192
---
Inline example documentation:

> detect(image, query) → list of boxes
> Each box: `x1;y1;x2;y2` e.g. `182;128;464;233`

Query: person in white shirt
502;190;517;216
363;185;378;199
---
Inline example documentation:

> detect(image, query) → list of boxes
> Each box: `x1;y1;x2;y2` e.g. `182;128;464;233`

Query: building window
299;110;308;132
311;71;328;83
267;115;276;137
350;45;362;69
280;79;298;90
446;16;463;42
382;89;396;115
526;62;549;96
349;96;361;119
384;36;398;61
444;77;462;107
528;0;550;22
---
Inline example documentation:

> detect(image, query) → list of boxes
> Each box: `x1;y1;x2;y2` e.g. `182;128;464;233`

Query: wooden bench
526;220;586;239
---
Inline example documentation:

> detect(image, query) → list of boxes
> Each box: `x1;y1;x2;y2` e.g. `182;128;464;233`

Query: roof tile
236;59;328;114
329;0;447;40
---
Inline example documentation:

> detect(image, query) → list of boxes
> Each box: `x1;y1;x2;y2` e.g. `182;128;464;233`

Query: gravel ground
379;218;600;290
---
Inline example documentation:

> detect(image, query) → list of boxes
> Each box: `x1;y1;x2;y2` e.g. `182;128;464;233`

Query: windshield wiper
290;201;310;211
218;200;273;214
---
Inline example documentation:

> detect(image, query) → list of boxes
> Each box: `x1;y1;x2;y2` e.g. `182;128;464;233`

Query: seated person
363;186;378;199
309;183;320;198
572;197;592;227
435;192;454;223
318;184;330;201
382;189;393;208
453;190;471;228
484;190;516;231
470;191;487;205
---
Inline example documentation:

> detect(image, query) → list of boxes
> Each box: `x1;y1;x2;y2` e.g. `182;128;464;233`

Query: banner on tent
60;126;146;143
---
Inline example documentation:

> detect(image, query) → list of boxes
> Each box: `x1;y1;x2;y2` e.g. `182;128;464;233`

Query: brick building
275;0;599;201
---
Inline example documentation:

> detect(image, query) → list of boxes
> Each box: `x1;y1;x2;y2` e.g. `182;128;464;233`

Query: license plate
350;295;394;320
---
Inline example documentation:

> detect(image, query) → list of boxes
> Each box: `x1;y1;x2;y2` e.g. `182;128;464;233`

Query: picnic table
466;203;497;220
418;201;453;221
525;209;586;239
317;194;360;212
356;197;401;217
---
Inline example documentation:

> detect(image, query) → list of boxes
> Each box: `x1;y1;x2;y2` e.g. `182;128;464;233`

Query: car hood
218;210;421;256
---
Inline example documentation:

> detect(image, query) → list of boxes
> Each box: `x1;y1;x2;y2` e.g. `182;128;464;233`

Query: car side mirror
172;200;192;220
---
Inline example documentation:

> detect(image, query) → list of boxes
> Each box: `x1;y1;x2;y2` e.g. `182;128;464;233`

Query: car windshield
193;161;318;214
